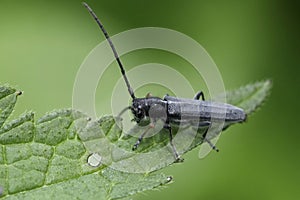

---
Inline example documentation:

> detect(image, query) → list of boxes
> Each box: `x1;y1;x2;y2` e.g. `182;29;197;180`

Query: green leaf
225;79;272;114
0;80;271;199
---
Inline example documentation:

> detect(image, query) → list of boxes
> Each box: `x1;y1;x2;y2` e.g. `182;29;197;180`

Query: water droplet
87;153;102;167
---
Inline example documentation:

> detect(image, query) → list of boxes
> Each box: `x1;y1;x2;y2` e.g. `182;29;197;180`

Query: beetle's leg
202;128;219;152
194;91;205;100
204;138;219;152
164;123;184;162
132;123;155;151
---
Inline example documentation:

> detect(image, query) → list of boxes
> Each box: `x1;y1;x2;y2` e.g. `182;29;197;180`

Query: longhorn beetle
82;2;247;162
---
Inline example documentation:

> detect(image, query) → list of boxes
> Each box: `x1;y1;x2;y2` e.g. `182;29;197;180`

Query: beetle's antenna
82;2;136;99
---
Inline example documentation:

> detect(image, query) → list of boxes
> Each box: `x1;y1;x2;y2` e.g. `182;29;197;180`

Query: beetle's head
131;98;149;123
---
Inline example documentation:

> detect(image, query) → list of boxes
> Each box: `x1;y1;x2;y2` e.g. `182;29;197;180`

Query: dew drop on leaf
87;153;102;167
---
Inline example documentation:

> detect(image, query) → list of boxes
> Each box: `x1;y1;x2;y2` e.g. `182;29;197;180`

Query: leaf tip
262;79;273;90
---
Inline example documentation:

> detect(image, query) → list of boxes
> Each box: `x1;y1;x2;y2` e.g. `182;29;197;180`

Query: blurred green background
0;0;299;199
